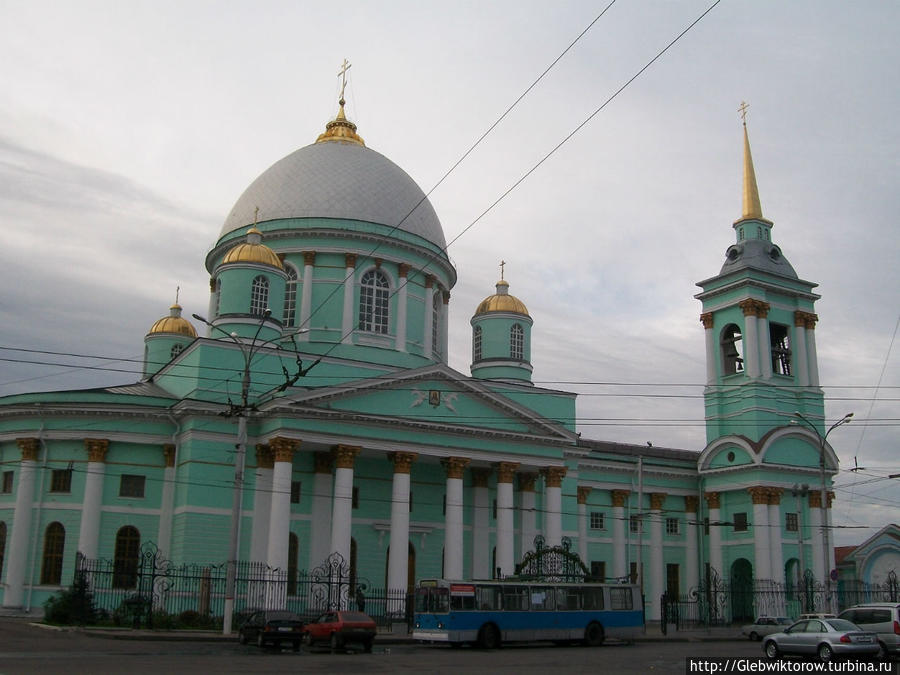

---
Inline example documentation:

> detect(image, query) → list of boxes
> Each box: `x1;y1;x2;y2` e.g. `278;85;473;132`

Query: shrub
43;573;98;625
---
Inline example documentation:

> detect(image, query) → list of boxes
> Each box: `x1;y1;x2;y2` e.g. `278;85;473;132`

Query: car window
871;609;890;623
777;618;792;625
826;619;859;632
807;620;824;633
787;620;807;633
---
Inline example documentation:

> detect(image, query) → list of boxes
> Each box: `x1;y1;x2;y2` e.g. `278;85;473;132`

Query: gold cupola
222;227;284;269
147;303;197;337
474;279;530;317
315;98;366;147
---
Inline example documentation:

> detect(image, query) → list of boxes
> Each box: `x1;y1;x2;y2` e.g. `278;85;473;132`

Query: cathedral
0;89;848;624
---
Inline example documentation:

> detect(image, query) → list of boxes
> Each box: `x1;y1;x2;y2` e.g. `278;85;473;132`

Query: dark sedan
238;609;304;650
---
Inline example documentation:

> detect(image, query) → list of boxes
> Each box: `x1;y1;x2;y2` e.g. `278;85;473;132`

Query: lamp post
791;411;853;609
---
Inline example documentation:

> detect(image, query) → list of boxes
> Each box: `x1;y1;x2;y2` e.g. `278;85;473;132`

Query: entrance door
730;558;754;622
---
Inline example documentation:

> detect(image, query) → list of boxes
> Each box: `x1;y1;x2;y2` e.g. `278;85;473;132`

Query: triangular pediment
265;363;576;442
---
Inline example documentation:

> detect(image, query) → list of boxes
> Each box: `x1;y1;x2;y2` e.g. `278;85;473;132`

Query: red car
302;610;377;652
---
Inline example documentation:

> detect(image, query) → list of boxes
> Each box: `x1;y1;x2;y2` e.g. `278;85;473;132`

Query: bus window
502;585;528;611
583;587;605;610
559;586;581;610
530;587;556;611
476;585;501;610
434;587;450;613
609;587;633;610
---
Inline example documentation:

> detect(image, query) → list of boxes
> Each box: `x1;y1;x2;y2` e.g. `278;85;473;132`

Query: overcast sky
1;1;896;546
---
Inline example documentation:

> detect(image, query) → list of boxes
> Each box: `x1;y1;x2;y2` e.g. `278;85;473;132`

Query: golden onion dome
315;98;365;147
474;279;530;317
147;303;198;337
222;227;284;269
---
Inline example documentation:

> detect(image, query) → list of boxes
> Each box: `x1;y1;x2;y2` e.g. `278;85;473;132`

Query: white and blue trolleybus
413;579;643;648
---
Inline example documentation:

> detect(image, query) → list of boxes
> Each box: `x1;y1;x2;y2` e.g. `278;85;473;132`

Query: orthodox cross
738;101;750;125
500;260;506;280
338;58;352;101
254;205;259;225
175;285;180;304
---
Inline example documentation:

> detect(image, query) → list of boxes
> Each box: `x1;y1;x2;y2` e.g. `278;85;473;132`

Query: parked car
838;602;900;661
762;617;879;663
742;617;793;641
238;609;304;650
302;610;377;652
798;613;836;621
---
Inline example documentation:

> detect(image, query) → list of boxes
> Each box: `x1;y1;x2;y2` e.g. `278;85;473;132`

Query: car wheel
363;639;373;653
478;623;501;650
238;631;248;645
302;632;313;647
330;632;341;652
584;622;605;647
292;640;300;652
749;632;759;641
817;643;833;663
764;641;779;659
875;642;888;661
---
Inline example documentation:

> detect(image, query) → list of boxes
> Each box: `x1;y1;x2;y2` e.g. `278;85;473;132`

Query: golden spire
739;101;763;220
316;59;365;147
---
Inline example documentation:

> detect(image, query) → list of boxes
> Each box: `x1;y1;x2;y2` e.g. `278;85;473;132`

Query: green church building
0;95;850;625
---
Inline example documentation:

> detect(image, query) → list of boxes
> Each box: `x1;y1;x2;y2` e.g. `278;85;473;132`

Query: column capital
313;451;332;474
442;290;450;305
541;466;567;488
471;467;492;488
649;492;667;511
84;438;109;463
303;250;317;266
494;462;519;484
684;495;699;513
826;491;835;508
425;274;435;289
255;444;274;470
766;487;783;505
517;472;538;492
344;253;357;268
389;451;418;474
163;444;176;468
808;490;822;508
739;298;770;317
441;456;470;480
611;489;630;508
748;486;769;505
795;310;818;329
704;491;721;509
700;312;714;329
333;444;361;469
16;437;40;461
397;263;410;278
577;486;592;505
209;277;217;292
270;437;299;463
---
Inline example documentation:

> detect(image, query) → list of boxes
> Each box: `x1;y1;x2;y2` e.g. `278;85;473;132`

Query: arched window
41;522;65;585
283;264;298;328
721;324;744;374
432;291;442;358
287;532;299;596
0;521;6;579
250;275;269;316
473;325;482;362
213;278;222;317
358;270;389;334
170;344;184;359
510;323;524;360
113;526;140;589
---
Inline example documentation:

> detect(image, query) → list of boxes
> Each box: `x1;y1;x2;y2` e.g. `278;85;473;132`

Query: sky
0;0;897;547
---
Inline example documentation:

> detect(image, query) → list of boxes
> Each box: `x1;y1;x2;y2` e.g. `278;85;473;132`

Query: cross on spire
738;101;750;125
175;286;180;304
338;58;352;102
500;260;506;280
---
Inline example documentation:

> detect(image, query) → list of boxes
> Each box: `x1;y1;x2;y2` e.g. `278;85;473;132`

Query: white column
441;292;450;364
577;487;591;567
701;314;716;384
706;492;723;578
423;276;434;356
266;438;297;574
741;301;760;378
298;251;315;341
648;493;665;622
3;439;39;608
806;320;820;387
308;452;333;569
387;453;416;596
808;493;825;582
250;445;273;564
751;487;772;582
768;490;784;584
396;265;409;352
341;254;356;344
156;445;177;560
519;474;537;560
685;497;699;592
330;446;359;566
542;467;565;547
442;457;469;580
793;316;809;386
612;490;628;580
758;309;773;379
495;462;518;577
207;277;217;326
472;469;490;579
78;439;109;560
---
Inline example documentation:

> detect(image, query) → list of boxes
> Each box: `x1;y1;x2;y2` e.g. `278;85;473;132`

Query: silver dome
220;142;446;249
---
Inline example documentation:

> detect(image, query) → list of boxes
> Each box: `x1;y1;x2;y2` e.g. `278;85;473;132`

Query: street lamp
192;310;307;635
790;411;853;605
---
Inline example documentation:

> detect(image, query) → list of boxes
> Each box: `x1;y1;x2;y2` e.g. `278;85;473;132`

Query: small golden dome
222;227;284;269
474;279;530;317
315;98;366;147
148;303;198;337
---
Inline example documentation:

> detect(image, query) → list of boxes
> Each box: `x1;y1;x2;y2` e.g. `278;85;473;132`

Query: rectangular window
590;560;606;581
119;474;145;498
630;514;641;533
770;323;791;376
733;512;748;532
49;468;72;493
786;512;798;532
665;517;680;535
352;486;359;509
590;511;604;530
1;471;12;493
666;563;680;597
290;480;301;504
609;587;633;610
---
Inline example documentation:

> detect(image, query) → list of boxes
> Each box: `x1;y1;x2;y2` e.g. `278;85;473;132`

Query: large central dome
219;138;446;250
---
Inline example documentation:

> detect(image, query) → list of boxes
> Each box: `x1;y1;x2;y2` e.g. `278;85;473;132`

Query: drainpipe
25;423;48;612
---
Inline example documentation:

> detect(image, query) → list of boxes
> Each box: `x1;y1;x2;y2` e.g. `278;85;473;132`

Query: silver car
763;618;879;663
742;616;793;641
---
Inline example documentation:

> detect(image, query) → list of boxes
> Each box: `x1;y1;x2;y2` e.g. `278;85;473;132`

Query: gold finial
500;260;506;280
338;58;352;103
315;59;365;147
739;103;763;220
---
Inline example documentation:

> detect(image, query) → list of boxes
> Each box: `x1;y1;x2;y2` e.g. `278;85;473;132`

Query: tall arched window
510;323;524;360
721;324;744;374
283;264;298;328
287;532;299;596
432;291;442;358
358;270;389;334
250;275;269;316
0;521;6;579
113;526;140;589
473;325;482;362
41;522;65;585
